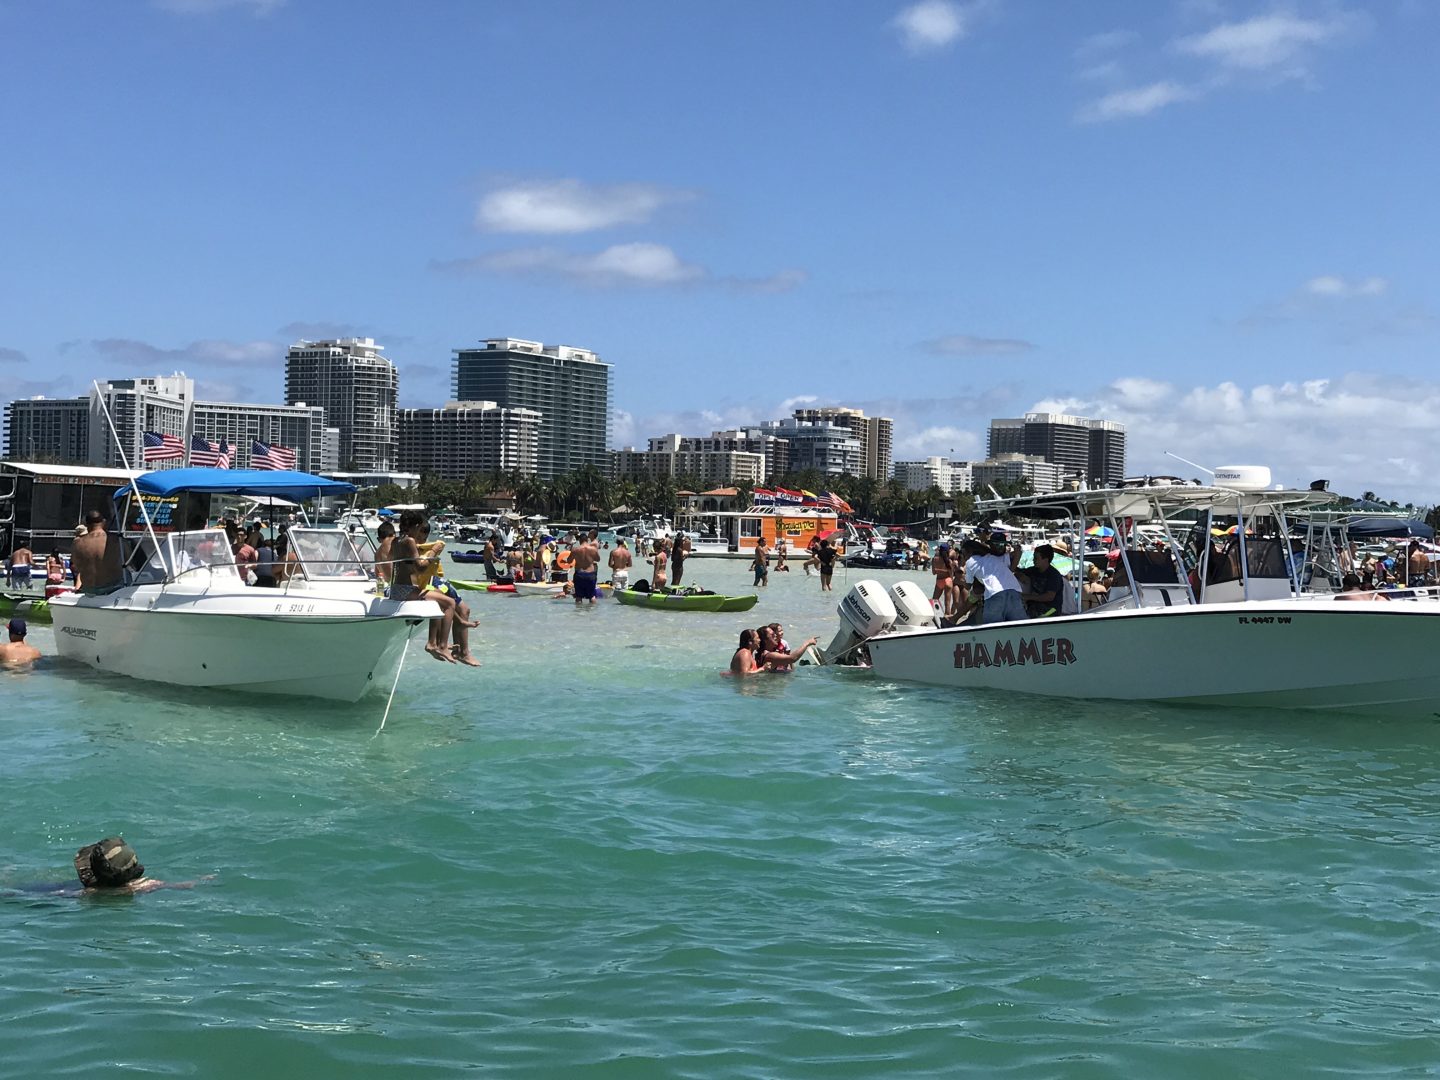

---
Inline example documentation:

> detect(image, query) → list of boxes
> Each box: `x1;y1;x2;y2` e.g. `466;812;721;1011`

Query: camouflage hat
74;837;144;888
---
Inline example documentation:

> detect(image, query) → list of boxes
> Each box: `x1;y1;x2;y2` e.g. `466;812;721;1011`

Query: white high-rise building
285;338;398;471
892;457;973;495
397;401;542;480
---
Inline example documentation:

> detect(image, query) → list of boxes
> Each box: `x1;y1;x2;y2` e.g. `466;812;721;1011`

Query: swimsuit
573;569;598;600
387;583;422;602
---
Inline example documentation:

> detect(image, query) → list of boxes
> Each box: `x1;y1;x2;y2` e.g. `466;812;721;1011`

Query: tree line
362;465;985;525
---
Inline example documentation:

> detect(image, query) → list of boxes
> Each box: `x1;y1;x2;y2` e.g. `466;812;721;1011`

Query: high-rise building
284;338;398;471
611;435;765;485
192;400;328;471
451;337;611;480
5;396;91;462
972;453;1064;495
758;420;861;477
90;375;193;469
7;375;325;471
792;406;893;480
892;457;972;495
986;413;1126;487
682;428;789;481
397;401;542;481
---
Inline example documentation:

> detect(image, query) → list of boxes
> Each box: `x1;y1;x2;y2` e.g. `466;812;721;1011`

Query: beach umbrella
1085;525;1115;538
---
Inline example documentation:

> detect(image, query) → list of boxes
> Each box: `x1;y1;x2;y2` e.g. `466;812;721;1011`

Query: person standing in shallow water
670;534;689;587
752;538;770;587
0;618;40;664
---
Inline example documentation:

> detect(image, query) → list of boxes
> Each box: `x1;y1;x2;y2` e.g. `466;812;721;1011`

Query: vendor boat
823;467;1440;715
49;469;439;702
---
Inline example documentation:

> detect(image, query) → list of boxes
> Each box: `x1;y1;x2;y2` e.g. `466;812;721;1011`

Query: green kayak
614;588;758;613
0;593;52;625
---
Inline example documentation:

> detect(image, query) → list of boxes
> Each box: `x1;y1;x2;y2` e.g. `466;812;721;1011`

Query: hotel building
397;401;542;481
284;338;398;471
987;413;1126;488
451;338;611;480
612;436;765;486
892;457;973;495
792;406;893;481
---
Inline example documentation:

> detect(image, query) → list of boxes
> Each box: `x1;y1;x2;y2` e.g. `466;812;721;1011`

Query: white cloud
893;0;968;52
1175;12;1353;74
1304;275;1388;298
894;426;983;460
92;337;282;369
1078;80;1197;123
476;179;692;235
442;243;705;288
152;0;284;13
1028;373;1440;502
1075;29;1138;60
436;244;804;293
922;334;1036;356
778;395;820;413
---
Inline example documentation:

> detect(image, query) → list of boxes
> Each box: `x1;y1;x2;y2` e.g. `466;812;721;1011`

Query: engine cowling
888;580;937;632
822;579;897;665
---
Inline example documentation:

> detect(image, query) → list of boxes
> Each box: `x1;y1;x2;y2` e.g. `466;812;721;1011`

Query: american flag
142;431;185;462
190;435;232;469
819;491;854;514
251;439;297;471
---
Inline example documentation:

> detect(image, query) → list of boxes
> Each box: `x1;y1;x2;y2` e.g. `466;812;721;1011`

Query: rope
373;622;417;739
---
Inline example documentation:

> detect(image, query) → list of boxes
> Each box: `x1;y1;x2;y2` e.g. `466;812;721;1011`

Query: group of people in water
729;622;820;675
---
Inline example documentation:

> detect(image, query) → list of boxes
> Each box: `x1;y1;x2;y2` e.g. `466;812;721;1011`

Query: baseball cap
74;837;145;888
6;617;25;638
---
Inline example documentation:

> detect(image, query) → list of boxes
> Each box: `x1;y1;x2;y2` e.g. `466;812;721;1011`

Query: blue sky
1;0;1436;497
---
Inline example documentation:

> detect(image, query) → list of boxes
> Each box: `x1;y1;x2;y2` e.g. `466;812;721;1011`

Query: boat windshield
288;528;370;580
129;528;241;584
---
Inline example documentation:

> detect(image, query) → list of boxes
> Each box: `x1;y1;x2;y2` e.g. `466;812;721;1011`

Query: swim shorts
612;569;629;590
574;569;598;600
387;583;422;602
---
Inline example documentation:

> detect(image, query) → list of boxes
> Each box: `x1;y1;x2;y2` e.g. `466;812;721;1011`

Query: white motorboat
823;467;1440;715
50;469;439;702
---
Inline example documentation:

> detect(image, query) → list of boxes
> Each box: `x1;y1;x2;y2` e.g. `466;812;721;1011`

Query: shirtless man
608;538;633;591
482;536;499;581
7;542;33;590
0;618;40;664
373;521;396;584
572;529;601;605
1408;541;1431;587
71;510;122;593
392;511;457;662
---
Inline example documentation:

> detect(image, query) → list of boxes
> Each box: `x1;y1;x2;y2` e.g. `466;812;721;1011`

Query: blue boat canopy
117;468;357;501
1345;516;1435;540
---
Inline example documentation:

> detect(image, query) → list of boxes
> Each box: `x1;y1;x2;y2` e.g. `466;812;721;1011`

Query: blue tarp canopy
117;468;357;502
1345;516;1435;539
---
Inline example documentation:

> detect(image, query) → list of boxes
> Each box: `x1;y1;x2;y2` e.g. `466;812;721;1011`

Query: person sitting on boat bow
391;511;460;664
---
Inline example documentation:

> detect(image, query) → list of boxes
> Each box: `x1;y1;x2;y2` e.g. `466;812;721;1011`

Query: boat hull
865;600;1440;715
49;592;435;702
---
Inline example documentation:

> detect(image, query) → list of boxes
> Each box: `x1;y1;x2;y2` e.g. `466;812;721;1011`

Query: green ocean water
4;556;1440;1078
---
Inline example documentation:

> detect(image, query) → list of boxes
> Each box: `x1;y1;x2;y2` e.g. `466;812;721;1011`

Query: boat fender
556;551;575;571
487;583;516;593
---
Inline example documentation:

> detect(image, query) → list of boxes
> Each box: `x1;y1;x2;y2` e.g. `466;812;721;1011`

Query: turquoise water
4;556;1440;1077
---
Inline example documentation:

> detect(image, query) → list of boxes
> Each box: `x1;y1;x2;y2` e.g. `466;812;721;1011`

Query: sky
1;0;1437;499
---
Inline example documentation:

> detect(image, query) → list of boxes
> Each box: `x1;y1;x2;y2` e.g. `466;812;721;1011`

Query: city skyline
0;3;1435;499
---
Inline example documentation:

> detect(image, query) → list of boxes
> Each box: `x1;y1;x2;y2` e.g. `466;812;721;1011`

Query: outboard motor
888;580;937;632
822;579;897;665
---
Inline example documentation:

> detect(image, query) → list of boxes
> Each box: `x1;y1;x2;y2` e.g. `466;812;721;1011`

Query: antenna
1164;451;1214;477
93;380;164;570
